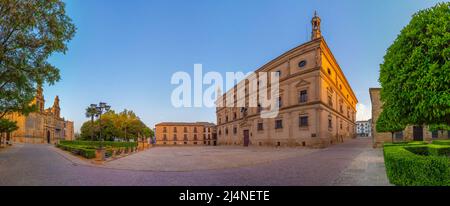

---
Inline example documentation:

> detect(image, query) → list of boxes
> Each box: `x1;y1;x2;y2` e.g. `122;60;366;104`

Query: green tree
376;104;407;143
0;118;18;133
85;106;98;140
0;0;76;120
379;2;450;127
79;109;153;142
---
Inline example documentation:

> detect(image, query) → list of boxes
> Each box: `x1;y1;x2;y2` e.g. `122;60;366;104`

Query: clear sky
45;0;445;132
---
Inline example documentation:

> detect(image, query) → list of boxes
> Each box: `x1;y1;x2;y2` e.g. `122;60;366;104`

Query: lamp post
90;102;110;161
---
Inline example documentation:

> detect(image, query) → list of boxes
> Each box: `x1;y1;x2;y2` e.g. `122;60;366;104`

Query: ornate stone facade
215;13;358;148
369;88;449;148
155;122;216;145
5;86;74;144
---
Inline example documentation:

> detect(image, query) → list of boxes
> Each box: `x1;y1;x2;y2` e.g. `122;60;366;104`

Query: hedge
432;140;450;145
383;146;450;186
57;144;96;159
59;140;137;149
428;145;450;156
383;141;428;147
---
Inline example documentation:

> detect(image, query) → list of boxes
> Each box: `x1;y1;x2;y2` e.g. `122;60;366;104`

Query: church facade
215;13;358;148
5;86;74;144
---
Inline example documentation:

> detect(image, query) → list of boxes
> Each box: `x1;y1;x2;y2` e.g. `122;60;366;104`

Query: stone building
215;13;358;148
5;86;74;144
356;120;372;137
155;122;217;145
369;88;449;147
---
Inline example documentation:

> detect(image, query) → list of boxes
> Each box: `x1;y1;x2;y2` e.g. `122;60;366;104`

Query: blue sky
45;0;445;132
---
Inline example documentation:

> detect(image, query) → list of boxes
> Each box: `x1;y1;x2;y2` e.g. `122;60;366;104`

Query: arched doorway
46;131;51;144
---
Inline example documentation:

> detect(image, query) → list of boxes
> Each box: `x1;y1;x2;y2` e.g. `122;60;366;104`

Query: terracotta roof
155;122;216;127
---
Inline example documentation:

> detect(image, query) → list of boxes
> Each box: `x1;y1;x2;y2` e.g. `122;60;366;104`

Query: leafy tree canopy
376;103;406;133
379;2;450;127
0;0;76;119
0;118;18;133
80;109;153;142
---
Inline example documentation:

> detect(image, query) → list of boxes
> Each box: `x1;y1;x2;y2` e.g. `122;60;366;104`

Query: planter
95;148;105;161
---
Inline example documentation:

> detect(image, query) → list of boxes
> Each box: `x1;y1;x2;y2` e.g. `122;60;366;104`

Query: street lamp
91;102;110;149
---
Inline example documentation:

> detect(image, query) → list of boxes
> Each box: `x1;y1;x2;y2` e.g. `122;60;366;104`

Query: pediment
295;79;311;87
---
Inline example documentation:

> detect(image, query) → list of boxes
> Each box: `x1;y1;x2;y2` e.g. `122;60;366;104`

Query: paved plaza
0;137;390;186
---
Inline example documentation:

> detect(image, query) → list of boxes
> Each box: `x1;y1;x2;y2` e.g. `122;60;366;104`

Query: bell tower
311;11;322;40
52;96;61;118
35;85;45;113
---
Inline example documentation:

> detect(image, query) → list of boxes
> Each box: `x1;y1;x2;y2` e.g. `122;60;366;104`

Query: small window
299;90;308;103
395;131;403;140
275;120;283;129
298;60;307;68
327;68;332;75
233;127;237;134
432;131;438;139
257;122;264;131
275;70;281;77
328;118;332;129
299;116;308;127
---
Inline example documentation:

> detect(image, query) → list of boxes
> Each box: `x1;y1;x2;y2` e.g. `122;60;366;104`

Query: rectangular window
328;96;333;107
275;70;281;77
257;123;264;131
299;90;308;103
395;131;403;140
275;120;283;129
233;127;237;134
277;97;282;108
432;131;438;139
299;116;308;127
328;119;332;129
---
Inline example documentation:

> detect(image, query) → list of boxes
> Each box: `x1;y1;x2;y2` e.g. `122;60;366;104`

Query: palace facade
215;13;358;148
155;122;217;145
370;88;449;147
5;86;74;144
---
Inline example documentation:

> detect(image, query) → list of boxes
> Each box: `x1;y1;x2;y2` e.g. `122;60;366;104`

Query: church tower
52;96;60;118
35;85;45;113
311;11;322;40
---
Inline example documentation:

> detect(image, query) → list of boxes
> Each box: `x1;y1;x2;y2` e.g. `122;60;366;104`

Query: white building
356;119;372;137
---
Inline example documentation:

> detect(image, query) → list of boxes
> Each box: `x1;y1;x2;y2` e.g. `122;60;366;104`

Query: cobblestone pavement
0;137;391;186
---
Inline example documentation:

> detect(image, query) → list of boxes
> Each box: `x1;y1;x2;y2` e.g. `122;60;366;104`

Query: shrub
57;144;96;159
383;146;450;186
428;145;450;157
59;140;137;149
383;141;428;147
433;140;450;146
404;146;429;156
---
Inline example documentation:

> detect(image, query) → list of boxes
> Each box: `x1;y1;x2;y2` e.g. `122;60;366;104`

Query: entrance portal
413;126;423;141
46;131;51;144
243;130;249;147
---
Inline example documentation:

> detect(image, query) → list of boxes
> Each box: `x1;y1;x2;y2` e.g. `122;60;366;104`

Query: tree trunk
91;116;94;141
